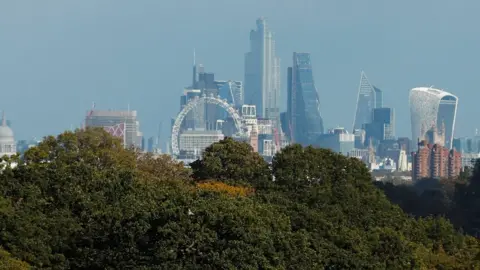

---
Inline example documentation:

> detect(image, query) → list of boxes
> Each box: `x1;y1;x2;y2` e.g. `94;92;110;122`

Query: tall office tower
287;52;324;145
364;107;395;144
85;109;143;148
353;71;383;131
244;17;281;124
409;87;458;149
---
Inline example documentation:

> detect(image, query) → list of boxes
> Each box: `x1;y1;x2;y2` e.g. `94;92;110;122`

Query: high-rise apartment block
412;140;462;181
244;18;281;124
286;52;324;145
85;109;143;148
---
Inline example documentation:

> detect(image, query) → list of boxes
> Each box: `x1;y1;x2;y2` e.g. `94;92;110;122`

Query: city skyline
2;1;480;142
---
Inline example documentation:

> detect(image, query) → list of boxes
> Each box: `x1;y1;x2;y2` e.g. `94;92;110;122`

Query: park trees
0;131;479;268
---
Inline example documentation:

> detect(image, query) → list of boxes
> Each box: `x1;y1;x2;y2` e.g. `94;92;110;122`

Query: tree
0;129;479;268
190;137;271;188
0;248;29;270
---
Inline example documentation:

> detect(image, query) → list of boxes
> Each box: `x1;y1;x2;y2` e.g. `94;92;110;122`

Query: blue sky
1;0;479;143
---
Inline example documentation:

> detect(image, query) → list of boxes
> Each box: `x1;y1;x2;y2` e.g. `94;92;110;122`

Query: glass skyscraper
353;71;382;131
244;18;280;124
287;52;324;145
409;87;458;149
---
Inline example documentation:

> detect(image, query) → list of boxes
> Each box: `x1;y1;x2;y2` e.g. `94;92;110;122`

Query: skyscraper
287;52;324;145
409;87;458;149
244;17;280;124
353;71;382;131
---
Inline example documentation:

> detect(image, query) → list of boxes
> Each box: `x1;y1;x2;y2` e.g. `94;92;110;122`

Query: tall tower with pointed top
244;17;281;126
353;71;382;131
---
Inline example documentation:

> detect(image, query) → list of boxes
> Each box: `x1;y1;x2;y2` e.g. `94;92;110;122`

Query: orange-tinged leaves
197;180;254;197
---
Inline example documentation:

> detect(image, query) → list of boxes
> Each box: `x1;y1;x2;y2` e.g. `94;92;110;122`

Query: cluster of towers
170;17;464;181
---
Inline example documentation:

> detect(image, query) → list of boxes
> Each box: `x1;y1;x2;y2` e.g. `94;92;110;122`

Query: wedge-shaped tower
409;87;458;149
353;71;383;131
287;52;324;145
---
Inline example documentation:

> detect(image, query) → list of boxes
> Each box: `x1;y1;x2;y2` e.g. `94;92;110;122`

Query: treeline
0;128;479;269
377;163;480;238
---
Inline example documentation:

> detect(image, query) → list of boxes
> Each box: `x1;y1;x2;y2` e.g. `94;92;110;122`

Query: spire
192;48;197;88
1;111;6;126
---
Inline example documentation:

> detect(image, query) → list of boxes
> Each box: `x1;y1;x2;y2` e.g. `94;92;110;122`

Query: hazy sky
1;0;480;143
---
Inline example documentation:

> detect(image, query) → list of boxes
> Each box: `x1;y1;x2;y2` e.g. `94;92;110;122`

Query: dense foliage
377;160;480;239
0;128;479;269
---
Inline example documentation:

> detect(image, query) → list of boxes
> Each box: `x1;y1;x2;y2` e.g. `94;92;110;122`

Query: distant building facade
286;52;324;145
179;130;224;157
412;141;462;181
364;107;395;145
215;80;244;108
85;109;143;148
316;127;354;154
180;89;204;131
409;87;458;149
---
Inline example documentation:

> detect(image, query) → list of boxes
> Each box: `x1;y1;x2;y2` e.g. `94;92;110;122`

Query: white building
0;113;16;157
244;17;281;123
409;87;458;149
179;130;224;157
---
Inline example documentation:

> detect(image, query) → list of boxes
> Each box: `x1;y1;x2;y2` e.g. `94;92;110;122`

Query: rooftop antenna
193;48;196;66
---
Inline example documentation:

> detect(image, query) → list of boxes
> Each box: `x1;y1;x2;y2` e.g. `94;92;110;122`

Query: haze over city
2;0;480;142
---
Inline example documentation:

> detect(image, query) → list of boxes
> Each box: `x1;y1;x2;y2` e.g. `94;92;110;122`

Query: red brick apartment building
412;140;462;181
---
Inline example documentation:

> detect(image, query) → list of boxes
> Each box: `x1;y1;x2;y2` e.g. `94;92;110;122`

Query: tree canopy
0;129;479;269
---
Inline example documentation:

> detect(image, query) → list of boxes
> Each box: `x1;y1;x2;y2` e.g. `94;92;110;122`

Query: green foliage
190;137;272;188
0;130;478;269
0;248;30;270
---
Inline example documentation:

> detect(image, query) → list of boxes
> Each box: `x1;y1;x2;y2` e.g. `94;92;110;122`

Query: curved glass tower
287;52;324;145
409;87;458;149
